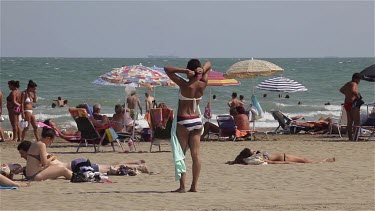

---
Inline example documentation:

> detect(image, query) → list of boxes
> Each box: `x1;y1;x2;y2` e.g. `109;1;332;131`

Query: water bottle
128;140;135;152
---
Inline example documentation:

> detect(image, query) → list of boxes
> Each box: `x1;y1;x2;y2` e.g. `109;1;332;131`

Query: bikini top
179;92;202;113
25;92;32;103
27;154;41;161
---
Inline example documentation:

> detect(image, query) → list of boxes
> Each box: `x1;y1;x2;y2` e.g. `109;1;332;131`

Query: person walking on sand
165;59;211;193
21;80;39;141
127;90;142;119
340;73;362;141
144;92;155;113
6;80;22;142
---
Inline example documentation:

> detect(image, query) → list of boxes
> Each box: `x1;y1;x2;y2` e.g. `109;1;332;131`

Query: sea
0;57;374;130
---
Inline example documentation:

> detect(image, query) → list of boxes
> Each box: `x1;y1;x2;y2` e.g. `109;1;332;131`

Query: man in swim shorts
127;90;142;119
340;72;362;141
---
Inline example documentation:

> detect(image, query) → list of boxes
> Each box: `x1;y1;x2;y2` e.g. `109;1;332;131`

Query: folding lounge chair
329;106;347;138
68;108;123;152
271;110;307;134
216;115;237;141
147;108;173;152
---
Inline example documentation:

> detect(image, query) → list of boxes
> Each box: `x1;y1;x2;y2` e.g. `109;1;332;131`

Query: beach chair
68;108;123;152
216;115;237;141
353;106;375;141
329;106;347;138
146;108;173;152
271;110;306;134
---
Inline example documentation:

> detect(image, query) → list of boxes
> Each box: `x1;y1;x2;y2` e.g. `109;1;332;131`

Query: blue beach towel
0;186;19;190
170;98;204;181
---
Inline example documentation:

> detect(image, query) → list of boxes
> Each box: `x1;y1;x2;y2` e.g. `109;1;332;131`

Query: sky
1;0;374;58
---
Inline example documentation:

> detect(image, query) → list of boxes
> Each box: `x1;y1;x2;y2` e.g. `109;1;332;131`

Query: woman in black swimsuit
6;80;21;142
25;127;72;181
226;148;336;165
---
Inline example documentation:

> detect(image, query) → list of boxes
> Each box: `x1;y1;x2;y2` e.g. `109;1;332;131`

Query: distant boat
147;55;179;58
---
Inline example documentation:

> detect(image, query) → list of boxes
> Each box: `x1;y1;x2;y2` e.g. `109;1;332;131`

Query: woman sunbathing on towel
226;148;335;165
25;127;72;181
17;140;149;174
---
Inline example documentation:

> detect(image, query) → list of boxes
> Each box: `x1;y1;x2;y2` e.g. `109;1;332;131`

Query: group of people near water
1;59;372;193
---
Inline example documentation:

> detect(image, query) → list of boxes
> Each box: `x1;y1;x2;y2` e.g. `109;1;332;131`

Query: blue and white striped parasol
256;76;307;93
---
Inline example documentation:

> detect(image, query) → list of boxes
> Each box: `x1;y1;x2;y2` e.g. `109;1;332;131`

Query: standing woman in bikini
21;80;39;141
25;127;72;181
165;59;211;193
6;80;22;142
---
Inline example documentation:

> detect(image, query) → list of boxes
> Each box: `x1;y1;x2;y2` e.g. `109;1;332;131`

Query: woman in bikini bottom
226;148;335;165
177;116;203;131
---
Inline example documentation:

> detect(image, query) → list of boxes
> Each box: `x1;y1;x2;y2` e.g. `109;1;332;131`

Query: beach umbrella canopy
92;64;176;89
199;69;241;86
360;64;375;82
256;76;308;93
257;76;307;110
224;59;284;79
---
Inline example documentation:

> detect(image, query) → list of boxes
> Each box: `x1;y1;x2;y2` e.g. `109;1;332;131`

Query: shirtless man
228;92;242;116
340;73;362;141
127;90;142;119
144;92;155;113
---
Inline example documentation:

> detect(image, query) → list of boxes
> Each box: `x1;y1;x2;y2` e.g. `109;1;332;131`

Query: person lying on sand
16;140;149;175
0;174;29;187
226;148;335;165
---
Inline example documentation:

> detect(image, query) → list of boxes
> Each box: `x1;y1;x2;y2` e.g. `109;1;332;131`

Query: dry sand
0;133;374;211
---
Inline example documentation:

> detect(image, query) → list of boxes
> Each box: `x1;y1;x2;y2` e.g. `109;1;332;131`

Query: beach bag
20;120;28;129
13;106;21;114
105;127;118;142
243;155;267;165
71;159;93;183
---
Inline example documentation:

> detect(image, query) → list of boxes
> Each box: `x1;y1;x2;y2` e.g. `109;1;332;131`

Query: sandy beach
0;133;374;211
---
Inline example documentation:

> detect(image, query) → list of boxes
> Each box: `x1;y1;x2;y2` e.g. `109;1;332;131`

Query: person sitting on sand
0;174;29;187
226;148;335;165
17;140;149;174
201;106;251;140
112;104;134;133
25;127;72;181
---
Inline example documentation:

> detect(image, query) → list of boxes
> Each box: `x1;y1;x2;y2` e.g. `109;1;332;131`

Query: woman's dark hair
27;80;37;88
43;119;51;126
232;92;237;98
41;127;55;138
235;106;245;114
8;80;20;88
233;148;253;164
186;59;201;71
17;140;32;151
